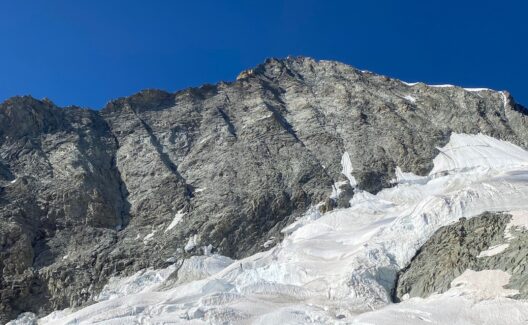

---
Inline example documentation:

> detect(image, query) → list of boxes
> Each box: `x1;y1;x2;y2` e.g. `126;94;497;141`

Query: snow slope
23;133;528;324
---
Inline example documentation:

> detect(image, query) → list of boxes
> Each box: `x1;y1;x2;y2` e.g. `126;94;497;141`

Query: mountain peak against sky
2;2;528;323
2;57;525;115
1;1;526;108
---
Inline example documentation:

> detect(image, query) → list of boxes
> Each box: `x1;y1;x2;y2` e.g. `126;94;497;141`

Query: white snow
402;82;455;88
262;237;276;248
143;230;156;243
477;210;528;257
10;178;17;184
173;254;234;284
450;269;519;299
430;133;528;175
401;81;498;94
465;87;493;92
393;166;428;184
95;264;178;302
508;210;528;230
403;95;417;103
329;152;358;200
504;210;528;240
478;243;510;257
330;180;348;200
281;204;323;235
202;244;213;255
501;91;509;108
340;151;357;187
165;208;186;232
430;84;456;88
36;133;528;324
185;234;199;252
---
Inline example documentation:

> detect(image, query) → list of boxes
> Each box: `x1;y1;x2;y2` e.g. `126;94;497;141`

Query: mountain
20;134;528;325
1;57;527;323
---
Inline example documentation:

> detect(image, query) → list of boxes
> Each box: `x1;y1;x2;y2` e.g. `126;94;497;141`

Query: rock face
1;57;527;322
394;212;528;301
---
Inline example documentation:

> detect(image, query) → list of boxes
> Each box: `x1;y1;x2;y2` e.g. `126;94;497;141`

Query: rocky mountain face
394;212;528;301
1;57;527;322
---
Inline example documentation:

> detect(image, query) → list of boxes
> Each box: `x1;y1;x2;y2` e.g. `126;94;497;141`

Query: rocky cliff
394;211;528;301
1;57;527;322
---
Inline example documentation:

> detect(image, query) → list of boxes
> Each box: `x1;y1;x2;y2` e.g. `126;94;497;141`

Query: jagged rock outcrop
394;212;528;301
1;57;527;322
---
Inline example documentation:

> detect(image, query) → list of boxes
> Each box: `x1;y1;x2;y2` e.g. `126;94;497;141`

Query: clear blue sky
1;0;526;108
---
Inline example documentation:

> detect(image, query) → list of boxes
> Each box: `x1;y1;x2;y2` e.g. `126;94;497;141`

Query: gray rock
1;57;527;322
394;212;528;301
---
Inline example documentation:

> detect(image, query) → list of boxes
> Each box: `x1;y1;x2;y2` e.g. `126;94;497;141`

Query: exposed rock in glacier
395;209;528;301
354;270;528;325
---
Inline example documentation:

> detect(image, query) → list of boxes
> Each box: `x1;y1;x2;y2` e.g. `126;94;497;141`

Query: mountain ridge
2;57;525;111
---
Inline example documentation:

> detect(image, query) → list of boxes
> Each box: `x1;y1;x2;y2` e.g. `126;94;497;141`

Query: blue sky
1;0;526;108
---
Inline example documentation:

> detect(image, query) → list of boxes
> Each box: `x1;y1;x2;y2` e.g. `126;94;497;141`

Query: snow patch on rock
504;210;528;240
403;95;417;103
478;244;510;258
165;208;186;232
450;269;519;299
465;87;493;92
353;270;525;325
185;234;199;252
340;151;357;187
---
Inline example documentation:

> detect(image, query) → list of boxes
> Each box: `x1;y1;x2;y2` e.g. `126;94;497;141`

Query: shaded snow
96;265;177;302
393;166;428;184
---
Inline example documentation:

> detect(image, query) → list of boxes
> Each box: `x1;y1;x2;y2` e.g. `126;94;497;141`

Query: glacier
13;133;528;324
